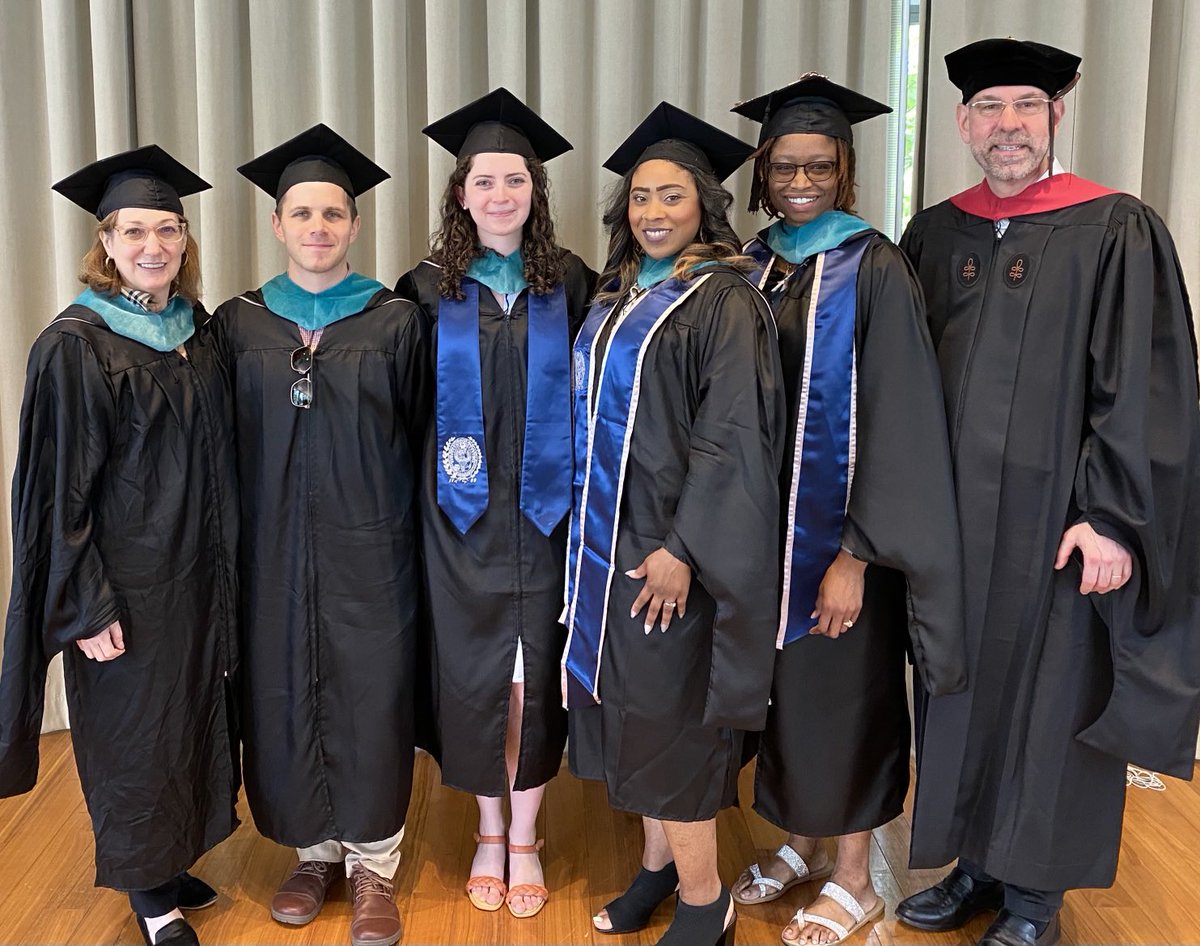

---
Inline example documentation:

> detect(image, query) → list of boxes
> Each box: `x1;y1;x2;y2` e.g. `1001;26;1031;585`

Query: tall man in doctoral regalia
212;125;430;946
897;38;1200;946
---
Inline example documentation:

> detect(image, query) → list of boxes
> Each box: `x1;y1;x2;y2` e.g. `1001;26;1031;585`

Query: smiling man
211;125;430;946
897;39;1200;946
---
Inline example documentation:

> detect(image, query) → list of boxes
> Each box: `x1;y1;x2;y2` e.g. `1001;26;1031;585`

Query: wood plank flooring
0;733;1196;945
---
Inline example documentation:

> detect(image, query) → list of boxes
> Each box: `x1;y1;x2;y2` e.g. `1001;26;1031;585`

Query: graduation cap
946;38;1081;103
603;102;753;182
237;123;389;201
731;74;891;146
52;145;210;220
423;87;572;162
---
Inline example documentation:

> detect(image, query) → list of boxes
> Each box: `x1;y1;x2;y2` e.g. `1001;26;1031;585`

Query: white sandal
782;880;885;945
732;843;834;905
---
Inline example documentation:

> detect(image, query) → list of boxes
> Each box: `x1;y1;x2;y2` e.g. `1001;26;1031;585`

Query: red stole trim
949;173;1119;221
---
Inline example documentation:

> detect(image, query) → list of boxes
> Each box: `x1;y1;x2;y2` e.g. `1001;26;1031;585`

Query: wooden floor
1;733;1197;945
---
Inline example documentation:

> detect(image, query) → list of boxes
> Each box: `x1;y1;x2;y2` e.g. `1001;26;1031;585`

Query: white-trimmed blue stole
560;273;713;705
436;279;572;535
745;229;873;647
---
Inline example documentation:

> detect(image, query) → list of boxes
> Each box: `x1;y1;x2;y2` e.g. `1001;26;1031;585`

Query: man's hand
810;549;867;638
76;621;126;661
1054;522;1132;594
627;548;692;633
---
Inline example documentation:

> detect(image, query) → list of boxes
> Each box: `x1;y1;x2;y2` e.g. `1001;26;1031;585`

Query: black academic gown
746;232;965;838
901;192;1200;891
568;266;787;822
211;287;430;847
0;304;240;891
395;253;595;796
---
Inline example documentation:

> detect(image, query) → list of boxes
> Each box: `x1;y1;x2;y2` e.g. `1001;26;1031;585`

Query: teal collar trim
261;272;385;330
74;287;194;351
765;212;873;264
467;248;528;295
636;253;679;289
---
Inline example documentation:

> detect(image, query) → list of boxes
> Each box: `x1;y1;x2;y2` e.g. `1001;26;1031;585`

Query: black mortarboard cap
423;87;572;162
732;73;891;146
946;38;1081;103
237;123;389;201
603;102;753;182
52;145;210;220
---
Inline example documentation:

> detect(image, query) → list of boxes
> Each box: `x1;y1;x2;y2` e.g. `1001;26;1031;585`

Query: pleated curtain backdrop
0;0;895;732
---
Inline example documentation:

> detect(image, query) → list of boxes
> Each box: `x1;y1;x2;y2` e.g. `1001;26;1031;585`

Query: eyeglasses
767;160;837;184
111;222;188;245
965;98;1053;120
290;346;314;409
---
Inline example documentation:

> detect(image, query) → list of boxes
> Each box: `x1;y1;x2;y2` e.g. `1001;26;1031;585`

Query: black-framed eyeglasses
767;160;837;184
290;345;314;409
965;97;1053;120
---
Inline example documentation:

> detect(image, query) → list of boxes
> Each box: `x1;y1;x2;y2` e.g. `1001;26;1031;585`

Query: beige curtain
918;0;1200;296
0;0;895;732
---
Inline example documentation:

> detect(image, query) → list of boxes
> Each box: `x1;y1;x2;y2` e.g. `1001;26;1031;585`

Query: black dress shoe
177;873;218;911
135;916;200;946
977;909;1061;946
895;867;1004;932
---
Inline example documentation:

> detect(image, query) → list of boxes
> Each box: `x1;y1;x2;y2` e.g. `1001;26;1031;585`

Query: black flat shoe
977;909;1061;946
895;867;1004;931
177;873;218;911
136;916;200;946
594;861;680;934
655;888;736;946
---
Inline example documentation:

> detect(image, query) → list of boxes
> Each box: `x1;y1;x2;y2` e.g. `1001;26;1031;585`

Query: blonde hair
79;209;203;302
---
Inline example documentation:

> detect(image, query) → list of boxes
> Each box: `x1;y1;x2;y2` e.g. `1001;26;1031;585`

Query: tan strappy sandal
465;833;507;912
505;838;549;919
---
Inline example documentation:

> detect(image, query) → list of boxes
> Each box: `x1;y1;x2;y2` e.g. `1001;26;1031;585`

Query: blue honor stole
560;273;712;705
435;279;572;535
746;227;874;647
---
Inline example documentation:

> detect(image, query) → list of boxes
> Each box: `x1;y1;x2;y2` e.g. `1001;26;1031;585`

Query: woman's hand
809;550;866;639
627;548;692;633
75;621;125;661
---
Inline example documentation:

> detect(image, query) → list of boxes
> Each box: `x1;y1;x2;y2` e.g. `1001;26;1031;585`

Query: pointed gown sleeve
0;331;118;795
663;281;786;732
841;241;967;696
1070;201;1200;777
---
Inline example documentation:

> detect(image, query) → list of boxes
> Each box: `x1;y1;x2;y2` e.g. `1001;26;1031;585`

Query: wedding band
843;620;854;628
664;601;676;609
1110;572;1122;579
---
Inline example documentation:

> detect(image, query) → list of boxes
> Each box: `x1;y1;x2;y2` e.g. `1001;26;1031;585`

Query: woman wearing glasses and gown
726;77;966;946
0;148;240;946
395;89;595;920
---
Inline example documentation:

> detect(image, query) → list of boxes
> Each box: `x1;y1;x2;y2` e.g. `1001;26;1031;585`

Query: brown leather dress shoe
270;860;342;925
349;865;402;946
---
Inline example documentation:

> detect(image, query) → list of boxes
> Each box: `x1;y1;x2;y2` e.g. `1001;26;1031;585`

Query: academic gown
395;253;595;796
745;232;965;838
568;266;787;822
211;287;430;847
0;304;240;891
901;191;1200;891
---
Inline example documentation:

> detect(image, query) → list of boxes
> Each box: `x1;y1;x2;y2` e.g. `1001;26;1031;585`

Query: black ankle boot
655;888;736;946
136;915;200;946
596;861;679;934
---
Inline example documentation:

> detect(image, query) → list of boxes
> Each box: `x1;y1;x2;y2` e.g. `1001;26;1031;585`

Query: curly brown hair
430;154;566;299
594;156;755;304
749;135;857;217
78;210;203;302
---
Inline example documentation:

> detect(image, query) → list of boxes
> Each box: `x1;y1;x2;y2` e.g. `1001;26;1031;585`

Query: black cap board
237;123;389;201
603;102;753;182
52;145;210;220
732;73;891;146
946;38;1081;103
422;87;572;162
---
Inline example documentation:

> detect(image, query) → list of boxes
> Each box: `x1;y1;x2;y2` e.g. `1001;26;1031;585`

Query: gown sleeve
0;330;119;795
664;280;787;732
1071;201;1200;776
842;240;967;696
392;302;433;461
